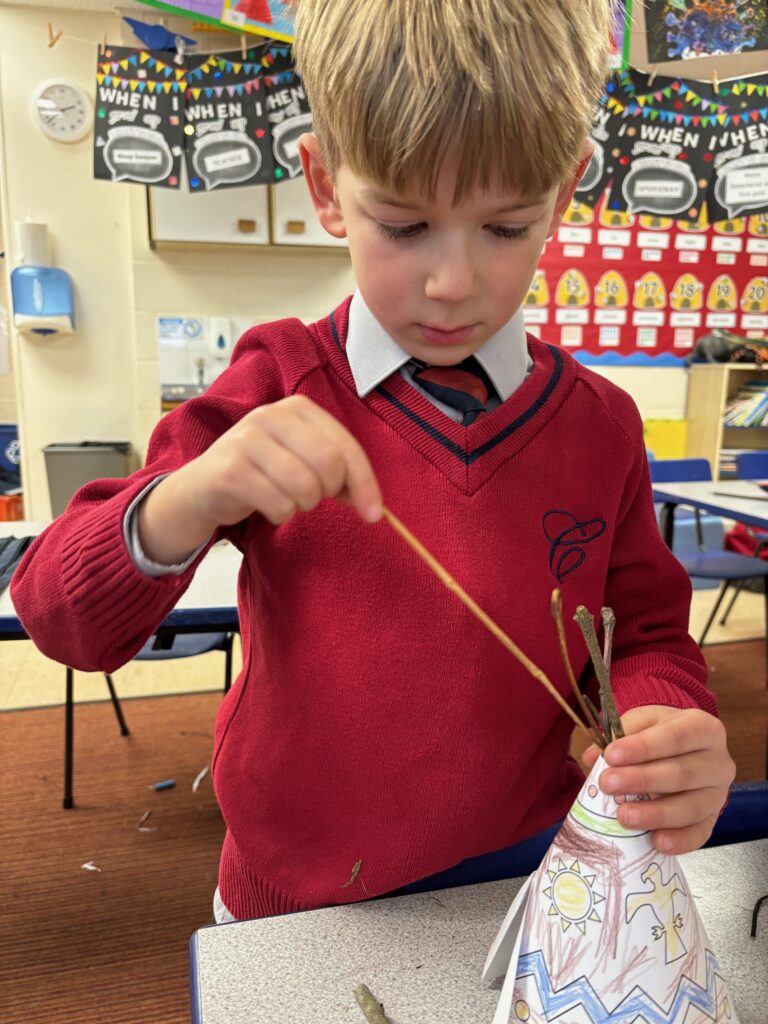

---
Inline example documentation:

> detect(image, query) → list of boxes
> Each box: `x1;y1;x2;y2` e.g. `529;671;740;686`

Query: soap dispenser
10;222;75;336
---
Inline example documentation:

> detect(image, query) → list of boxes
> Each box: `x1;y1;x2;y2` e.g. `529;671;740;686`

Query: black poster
265;66;313;182
707;119;768;222
610;117;713;220
183;50;274;191
576;105;622;207
94;45;185;189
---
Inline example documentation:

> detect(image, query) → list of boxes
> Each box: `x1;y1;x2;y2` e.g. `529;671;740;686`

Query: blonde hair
289;0;615;201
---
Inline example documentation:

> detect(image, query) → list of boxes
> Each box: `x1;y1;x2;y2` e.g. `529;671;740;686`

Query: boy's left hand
581;705;736;855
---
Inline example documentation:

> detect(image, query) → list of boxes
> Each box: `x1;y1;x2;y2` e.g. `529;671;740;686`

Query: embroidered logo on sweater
543;510;607;582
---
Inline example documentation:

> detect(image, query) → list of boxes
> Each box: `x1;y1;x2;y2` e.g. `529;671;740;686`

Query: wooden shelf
685;363;768;477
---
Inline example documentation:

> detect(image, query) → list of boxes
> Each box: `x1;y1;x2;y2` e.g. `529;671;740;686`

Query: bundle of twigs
382;507;624;749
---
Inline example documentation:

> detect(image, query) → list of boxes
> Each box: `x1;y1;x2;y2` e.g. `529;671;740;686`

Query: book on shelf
723;382;768;428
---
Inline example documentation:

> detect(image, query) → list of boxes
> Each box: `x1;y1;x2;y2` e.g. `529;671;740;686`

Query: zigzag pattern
516;948;727;1023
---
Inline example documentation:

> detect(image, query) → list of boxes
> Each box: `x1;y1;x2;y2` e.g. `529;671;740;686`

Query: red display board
524;193;768;364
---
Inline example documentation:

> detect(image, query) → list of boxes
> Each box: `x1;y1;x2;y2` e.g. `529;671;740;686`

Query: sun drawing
543;859;605;934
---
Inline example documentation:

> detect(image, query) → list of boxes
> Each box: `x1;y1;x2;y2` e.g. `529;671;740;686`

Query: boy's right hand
138;396;383;565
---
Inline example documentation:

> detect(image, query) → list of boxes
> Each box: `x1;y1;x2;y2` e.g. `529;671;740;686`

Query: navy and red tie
411;357;495;425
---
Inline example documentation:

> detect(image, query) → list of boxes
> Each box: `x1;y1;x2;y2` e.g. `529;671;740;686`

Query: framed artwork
646;0;768;63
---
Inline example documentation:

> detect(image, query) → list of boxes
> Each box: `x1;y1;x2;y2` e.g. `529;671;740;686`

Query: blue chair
62;630;236;808
717;451;768;629
649;457;768;648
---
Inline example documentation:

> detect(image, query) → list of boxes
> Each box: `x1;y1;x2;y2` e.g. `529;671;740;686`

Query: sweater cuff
610;654;718;719
124;474;209;577
60;479;212;666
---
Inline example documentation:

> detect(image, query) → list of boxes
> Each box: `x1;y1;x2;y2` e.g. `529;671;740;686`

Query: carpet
0;692;225;1024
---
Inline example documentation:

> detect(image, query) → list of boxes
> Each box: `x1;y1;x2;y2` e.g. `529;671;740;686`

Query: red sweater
12;297;713;920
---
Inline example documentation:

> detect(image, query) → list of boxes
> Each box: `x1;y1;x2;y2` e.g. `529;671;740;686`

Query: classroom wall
0;5;137;516
0;4;688;518
128;190;355;456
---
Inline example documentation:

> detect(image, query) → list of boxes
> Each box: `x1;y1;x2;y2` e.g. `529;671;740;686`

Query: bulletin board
523;192;768;365
135;0;295;41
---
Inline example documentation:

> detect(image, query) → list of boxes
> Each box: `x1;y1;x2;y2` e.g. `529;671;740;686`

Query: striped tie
411;357;494;425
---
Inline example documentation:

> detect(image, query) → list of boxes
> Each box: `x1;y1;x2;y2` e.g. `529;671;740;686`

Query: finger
238;427;328;513
599;749;732;798
650;813;719;856
604;711;724;767
239;466;299;525
616;788;720;835
581;744;601;770
293;399;383;521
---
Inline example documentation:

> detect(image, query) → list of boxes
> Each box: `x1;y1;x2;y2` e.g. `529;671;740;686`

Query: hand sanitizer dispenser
209;317;233;360
10;222;76;336
11;266;76;336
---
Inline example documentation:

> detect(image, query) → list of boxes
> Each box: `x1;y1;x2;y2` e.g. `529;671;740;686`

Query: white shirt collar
346;291;530;401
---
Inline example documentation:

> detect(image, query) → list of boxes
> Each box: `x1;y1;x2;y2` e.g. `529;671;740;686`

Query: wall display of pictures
221;0;295;41
265;55;312;182
610;0;633;70
135;0;295;42
524;190;768;365
94;45;186;188
645;0;768;63
183;49;277;190
578;68;768;224
94;43;302;190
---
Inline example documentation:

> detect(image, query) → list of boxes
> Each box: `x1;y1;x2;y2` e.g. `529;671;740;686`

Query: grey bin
43;442;132;517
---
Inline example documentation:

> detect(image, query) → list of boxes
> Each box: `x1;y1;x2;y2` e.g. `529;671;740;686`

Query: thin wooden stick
573;606;624;742
550;590;605;747
382;508;594;744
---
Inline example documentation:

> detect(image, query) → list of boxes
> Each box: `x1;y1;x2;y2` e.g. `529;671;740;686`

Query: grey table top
0;520;241;634
190;839;768;1024
651;480;768;531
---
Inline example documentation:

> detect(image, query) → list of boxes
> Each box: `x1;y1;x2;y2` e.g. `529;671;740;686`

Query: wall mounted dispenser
10;222;75;336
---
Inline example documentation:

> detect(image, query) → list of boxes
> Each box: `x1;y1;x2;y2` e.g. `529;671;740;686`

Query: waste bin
43;441;132;516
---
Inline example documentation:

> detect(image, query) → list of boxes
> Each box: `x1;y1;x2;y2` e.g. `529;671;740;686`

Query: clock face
33;81;93;143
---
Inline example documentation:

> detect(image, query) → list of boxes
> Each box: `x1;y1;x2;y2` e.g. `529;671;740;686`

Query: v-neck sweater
11;296;713;920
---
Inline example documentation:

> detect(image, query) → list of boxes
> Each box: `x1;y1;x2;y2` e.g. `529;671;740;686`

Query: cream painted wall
129;188;355;456
0;4;689;521
0;5;138;517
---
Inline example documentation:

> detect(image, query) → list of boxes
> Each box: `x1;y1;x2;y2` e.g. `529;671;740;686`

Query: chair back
648;458;712;483
735;450;768;480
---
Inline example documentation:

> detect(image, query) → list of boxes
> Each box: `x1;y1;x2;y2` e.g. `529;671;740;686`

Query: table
651;480;768;548
189;839;768;1024
0;520;241;638
1;520;241;807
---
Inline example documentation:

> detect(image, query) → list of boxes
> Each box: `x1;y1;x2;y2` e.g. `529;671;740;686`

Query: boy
12;0;734;924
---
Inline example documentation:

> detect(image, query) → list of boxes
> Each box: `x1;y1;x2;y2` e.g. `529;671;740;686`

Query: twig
573;606;624;742
354;984;390;1024
601;607;616;678
341;859;362;888
382;508;594;744
583;694;603;735
550;590;605;747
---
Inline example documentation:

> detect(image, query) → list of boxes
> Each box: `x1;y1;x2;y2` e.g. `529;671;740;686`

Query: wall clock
32;80;93;143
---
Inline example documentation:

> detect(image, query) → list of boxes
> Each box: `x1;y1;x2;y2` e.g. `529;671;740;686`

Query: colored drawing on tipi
483;755;740;1024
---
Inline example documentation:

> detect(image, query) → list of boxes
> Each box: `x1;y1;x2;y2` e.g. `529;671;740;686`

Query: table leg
64;667;74;809
660;502;676;549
